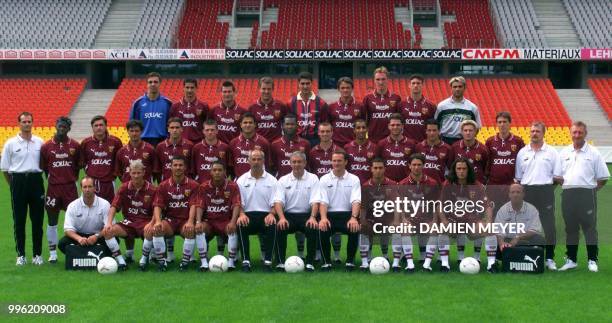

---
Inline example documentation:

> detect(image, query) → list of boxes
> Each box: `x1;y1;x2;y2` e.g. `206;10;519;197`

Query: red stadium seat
588;79;612;120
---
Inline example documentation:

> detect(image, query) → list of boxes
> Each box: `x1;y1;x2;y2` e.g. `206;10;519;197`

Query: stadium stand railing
587;79;612;120
563;0;611;48
0;0;111;49
175;0;233;48
0;78;87;149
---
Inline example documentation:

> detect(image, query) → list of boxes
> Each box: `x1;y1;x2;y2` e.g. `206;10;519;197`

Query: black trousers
58;233;110;255
562;188;598;262
142;137;164;147
237;212;276;263
276;213;317;265
441;136;461;145
524;185;556;260
319;212;358;265
10;172;45;257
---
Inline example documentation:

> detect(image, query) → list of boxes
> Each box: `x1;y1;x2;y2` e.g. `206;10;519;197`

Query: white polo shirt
494;201;543;239
435;96;481;139
560;143;610;189
0;134;43;173
237;169;278;213
515;143;562;185
64;195;111;235
319;170;361;212
274;170;320;214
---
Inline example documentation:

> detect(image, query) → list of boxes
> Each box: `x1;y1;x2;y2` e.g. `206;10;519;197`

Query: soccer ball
284;256;305;273
369;257;390;275
459;257;480;274
209;255;228;272
97;257;118;275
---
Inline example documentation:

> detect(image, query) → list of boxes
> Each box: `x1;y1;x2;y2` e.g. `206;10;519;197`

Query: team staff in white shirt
318;150;361;271
495;184;545;250
558;121;609;272
1;112;46;266
58;177;112;256
515;121;563;270
273;151;321;271
236;149;278;272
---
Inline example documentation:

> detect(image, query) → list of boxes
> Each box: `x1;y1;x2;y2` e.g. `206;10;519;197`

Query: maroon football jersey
112;180;157;221
153;176;199;220
191;140;229;184
115;141;155;182
328;98;365;147
399;96;437;142
415;140;454;184
80;134;123;182
270;136;311;178
228;133;271;178
362;91;401;143
344;139;377;184
452;140;489;183
440;181;487;223
169;97;209;143
40;137;80;185
485;133;525;185
362;177;397;223
376;136;416;182
248;98;287;142
308;143;340;178
287;94;329;139
398;174;440;223
154;138;194;181
207;102;247;144
197;179;241;221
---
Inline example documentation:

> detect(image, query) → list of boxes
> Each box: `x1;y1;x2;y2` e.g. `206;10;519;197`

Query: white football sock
485;235;497;268
391;234;402;265
153;236;166;261
141;239;153;264
456;234;466;260
228;233;238;262
47;225;58;251
438;234;450;267
196;233;208;261
473;237;483;261
181;239;195;263
359;234;370;266
125;249;134;258
105;238;126;265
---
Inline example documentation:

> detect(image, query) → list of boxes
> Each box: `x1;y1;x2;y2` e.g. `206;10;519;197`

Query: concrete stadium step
261;8;278;30
94;0;144;48
318;90;339;104
532;0;581;47
556;89;612;146
227;27;253;49
420;27;445;49
69;89;117;141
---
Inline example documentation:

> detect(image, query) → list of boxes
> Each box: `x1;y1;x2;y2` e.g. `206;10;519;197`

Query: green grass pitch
0;168;611;322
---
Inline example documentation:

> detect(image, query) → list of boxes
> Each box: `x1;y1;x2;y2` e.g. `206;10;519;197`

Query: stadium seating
176;0;232;48
564;0;611;48
490;0;547;47
258;0;414;49
130;0;185;48
440;0;499;48
105;78;318;140
0;0;111;48
0;78;87;150
354;77;571;144
587;79;612;120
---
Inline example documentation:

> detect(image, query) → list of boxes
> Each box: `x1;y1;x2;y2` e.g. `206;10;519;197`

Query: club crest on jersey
421;107;429;115
108;146;115;153
439;152;446;158
511;144;517;152
299;146;305;152
475;154;482;161
469;191;476;199
404;148;412;155
69;148;76;155
234;114;241;121
144;195;151;203
183;149;189;156
274;110;281;118
219;151;226;158
224;191;231;198
389;100;397;107
353;109;360;116
184;189;191;197
143;152;149;159
196;108;203;116
254;145;261;150
367;151;375;159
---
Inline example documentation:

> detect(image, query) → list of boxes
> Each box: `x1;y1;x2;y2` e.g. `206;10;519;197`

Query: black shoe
199;265;209;272
440;265;451;273
345;263;355;272
487;264;498;273
178;261;190;272
404;267;416;274
360;265;369;273
423;265;433;272
320;264;332;272
118;264;128;272
242;263;252;272
275;265;285;272
392;266;401;273
418;259;425;266
305;264;315;272
262;264;273;272
334;258;342;265
228;265;236;272
125;256;134;264
157;260;168;272
138;263;148;272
